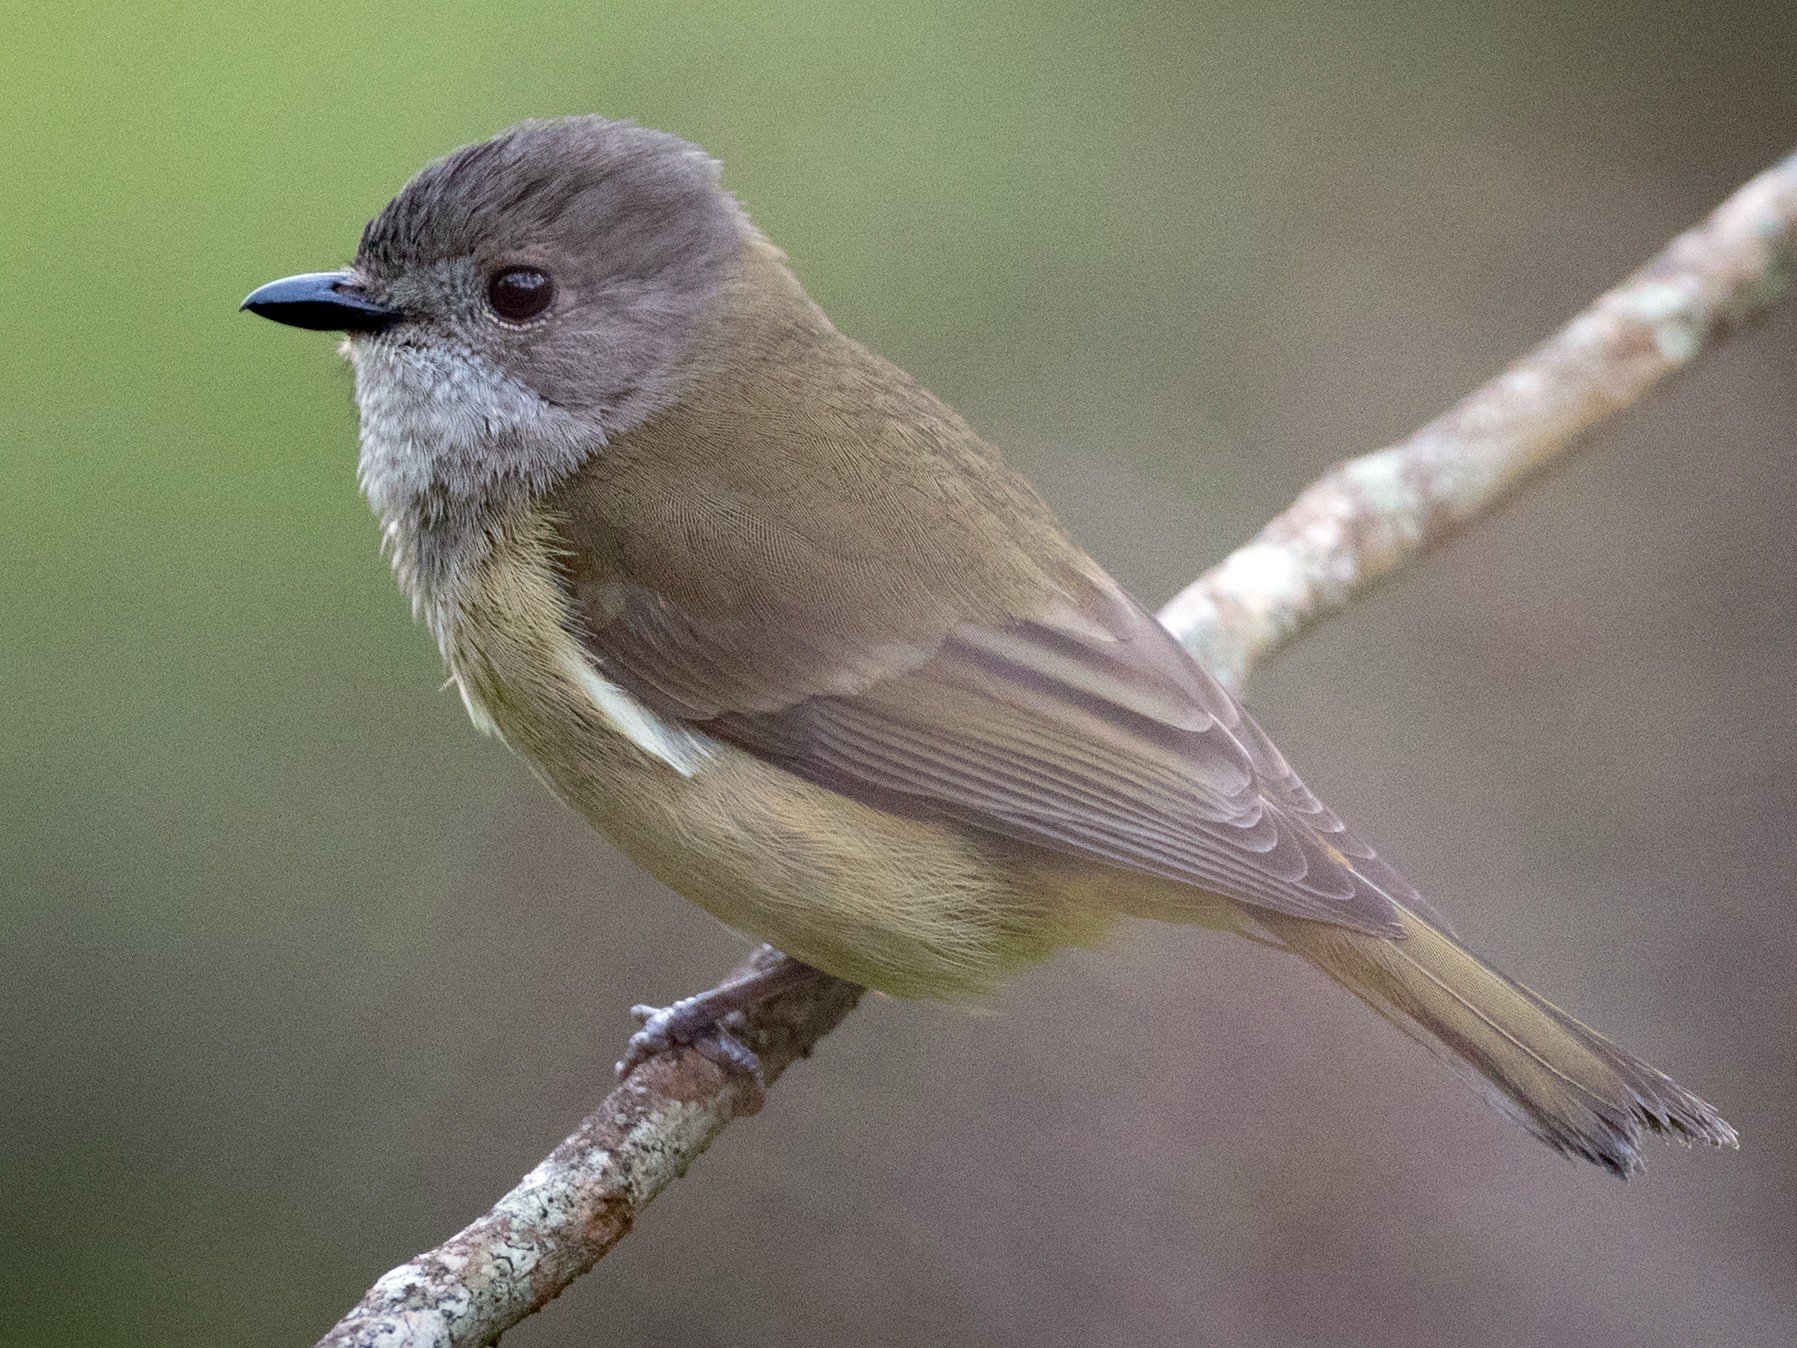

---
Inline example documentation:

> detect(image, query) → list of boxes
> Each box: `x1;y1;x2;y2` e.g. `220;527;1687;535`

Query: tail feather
1264;907;1737;1177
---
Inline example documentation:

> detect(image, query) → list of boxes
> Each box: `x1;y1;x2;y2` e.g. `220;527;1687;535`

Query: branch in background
1159;149;1797;690
313;147;1797;1348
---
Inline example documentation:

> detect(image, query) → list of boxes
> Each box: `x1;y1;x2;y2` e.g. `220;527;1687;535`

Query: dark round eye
487;266;554;322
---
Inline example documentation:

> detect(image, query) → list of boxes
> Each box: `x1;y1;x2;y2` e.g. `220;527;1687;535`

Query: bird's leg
616;946;822;1085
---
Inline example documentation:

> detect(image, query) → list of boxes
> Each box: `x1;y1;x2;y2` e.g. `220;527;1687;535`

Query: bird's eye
487;266;555;323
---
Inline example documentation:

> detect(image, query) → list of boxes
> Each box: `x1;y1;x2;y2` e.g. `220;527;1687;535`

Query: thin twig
313;147;1797;1348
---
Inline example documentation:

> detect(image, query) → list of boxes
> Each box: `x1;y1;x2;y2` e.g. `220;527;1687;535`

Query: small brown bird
243;116;1734;1176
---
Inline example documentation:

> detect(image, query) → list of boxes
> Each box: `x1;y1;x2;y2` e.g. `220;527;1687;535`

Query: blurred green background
5;2;1796;1345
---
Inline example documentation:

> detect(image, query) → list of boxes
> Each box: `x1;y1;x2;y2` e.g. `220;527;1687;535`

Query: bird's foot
614;949;813;1086
619;997;763;1083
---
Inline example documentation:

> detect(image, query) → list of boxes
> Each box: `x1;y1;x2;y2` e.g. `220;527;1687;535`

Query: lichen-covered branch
316;946;862;1348
1157;148;1797;691
312;147;1797;1348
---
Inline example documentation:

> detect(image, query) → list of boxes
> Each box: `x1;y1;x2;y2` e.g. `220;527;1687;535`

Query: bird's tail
1261;906;1736;1176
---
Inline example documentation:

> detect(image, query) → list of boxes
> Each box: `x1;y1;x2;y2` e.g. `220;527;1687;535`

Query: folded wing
584;572;1425;936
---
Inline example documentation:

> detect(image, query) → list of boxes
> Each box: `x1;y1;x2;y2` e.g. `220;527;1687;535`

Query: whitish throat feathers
349;331;718;777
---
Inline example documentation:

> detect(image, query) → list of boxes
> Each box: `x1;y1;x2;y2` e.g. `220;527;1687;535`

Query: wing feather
581;569;1423;935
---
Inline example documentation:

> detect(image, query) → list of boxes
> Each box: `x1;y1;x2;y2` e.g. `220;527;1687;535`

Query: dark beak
240;271;402;332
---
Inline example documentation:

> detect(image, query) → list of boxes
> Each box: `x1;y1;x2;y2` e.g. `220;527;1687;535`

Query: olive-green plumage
250;116;1735;1177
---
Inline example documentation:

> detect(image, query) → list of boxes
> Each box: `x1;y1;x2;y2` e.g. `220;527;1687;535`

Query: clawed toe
612;951;822;1087
615;997;765;1083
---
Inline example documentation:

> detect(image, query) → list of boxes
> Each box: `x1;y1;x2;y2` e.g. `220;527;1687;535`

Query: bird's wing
577;571;1424;936
544;289;1428;937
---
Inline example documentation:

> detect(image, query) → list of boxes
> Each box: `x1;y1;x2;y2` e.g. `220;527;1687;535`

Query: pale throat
344;336;713;778
346;335;589;611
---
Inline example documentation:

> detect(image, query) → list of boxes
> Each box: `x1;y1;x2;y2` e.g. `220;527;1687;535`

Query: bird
242;115;1735;1177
